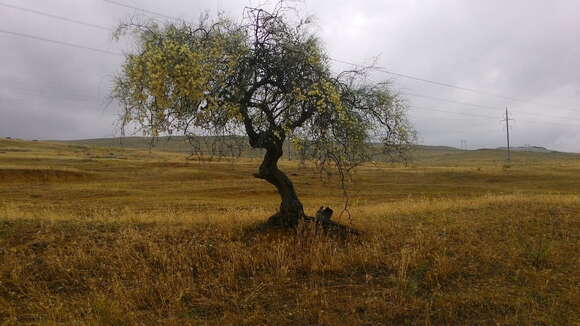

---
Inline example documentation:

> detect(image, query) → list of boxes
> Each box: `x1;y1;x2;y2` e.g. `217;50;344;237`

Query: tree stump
315;206;333;223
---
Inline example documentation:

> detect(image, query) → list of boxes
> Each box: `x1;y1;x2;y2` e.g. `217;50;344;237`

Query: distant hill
496;146;552;153
49;136;580;166
55;136;192;152
412;145;463;152
52;136;265;158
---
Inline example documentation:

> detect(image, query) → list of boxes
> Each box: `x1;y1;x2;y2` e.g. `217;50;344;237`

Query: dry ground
1;138;579;325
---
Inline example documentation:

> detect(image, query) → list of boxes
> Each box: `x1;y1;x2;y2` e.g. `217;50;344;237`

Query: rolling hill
50;136;580;166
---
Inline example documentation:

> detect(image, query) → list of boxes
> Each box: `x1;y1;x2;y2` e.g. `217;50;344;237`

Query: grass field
1;137;579;325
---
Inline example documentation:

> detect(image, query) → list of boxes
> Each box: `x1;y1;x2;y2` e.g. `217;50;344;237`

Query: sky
1;0;579;152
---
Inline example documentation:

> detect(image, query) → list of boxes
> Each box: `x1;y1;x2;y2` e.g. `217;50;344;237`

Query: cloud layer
1;0;578;151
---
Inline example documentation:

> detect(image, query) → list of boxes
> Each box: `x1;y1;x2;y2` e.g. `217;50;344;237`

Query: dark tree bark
253;139;305;227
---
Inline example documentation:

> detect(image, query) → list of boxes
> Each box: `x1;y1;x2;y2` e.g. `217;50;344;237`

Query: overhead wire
409;106;578;127
408;106;499;120
329;57;522;101
330;57;579;113
403;92;580;123
103;0;177;21
0;1;113;31
0;29;123;56
2;86;101;102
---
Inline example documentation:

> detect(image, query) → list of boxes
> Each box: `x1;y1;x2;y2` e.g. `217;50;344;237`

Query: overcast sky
1;0;579;152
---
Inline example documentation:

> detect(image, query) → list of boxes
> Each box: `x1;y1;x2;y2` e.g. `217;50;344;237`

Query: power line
410;105;578;127
0;2;113;31
0;29;122;56
103;0;177;21
1;87;101;102
403;91;580;123
331;57;580;113
409;106;499;120
403;92;500;111
330;57;521;101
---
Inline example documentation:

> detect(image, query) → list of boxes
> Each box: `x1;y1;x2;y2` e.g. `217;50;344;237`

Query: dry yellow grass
1;138;579;325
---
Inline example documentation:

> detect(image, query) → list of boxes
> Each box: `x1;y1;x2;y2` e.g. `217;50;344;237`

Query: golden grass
1;138;579;325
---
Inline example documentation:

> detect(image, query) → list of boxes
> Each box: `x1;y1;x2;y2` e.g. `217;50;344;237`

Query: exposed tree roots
259;206;360;239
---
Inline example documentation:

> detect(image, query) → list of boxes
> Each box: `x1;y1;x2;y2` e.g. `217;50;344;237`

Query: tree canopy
113;5;414;226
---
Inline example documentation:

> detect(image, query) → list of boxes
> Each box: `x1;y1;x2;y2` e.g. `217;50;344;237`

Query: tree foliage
113;4;414;225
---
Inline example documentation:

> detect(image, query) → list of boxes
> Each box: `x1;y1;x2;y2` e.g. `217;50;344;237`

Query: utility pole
503;107;512;161
460;139;467;150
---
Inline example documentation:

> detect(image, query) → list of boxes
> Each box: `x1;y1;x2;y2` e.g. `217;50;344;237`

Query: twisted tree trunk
254;143;305;227
250;136;358;236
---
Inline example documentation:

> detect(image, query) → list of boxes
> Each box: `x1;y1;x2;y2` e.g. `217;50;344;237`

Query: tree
112;4;414;228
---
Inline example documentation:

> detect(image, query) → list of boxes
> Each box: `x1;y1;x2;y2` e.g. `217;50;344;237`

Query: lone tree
113;5;414;227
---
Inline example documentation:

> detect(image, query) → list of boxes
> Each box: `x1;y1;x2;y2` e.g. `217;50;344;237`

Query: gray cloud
1;0;578;151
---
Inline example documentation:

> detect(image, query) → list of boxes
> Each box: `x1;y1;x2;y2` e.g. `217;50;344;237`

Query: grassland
1;137;579;325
